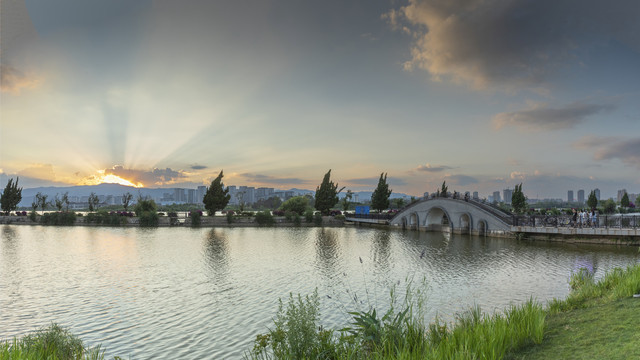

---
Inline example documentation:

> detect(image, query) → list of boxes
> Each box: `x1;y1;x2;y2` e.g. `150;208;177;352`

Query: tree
54;194;64;211
62;192;70;211
587;190;598;210
314;170;343;215
1;177;22;214
36;192;49;212
203;170;231;215
341;190;353;211
280;196;309;215
88;192;99;212
511;183;528;214
235;191;246;212
602;199;617;214
621;192;630;208
636;194;640;208
371;172;392;212
440;181;448;198
122;192;133;211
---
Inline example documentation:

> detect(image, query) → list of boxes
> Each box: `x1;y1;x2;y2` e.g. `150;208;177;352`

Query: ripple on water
0;225;638;358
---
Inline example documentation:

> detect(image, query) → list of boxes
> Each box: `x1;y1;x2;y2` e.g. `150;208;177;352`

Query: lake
1;225;638;359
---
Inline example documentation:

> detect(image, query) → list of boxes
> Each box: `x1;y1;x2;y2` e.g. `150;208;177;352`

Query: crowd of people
572;208;598;228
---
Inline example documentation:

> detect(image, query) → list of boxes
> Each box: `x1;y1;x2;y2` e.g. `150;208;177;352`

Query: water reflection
203;229;230;283
371;230;391;273
314;228;340;278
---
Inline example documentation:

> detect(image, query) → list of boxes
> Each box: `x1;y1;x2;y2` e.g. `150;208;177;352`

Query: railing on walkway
512;215;640;229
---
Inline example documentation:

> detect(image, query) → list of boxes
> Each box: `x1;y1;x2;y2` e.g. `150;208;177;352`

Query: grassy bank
0;323;105;360
248;263;640;360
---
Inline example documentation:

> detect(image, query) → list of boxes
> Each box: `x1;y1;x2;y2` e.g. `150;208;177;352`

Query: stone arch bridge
389;197;513;236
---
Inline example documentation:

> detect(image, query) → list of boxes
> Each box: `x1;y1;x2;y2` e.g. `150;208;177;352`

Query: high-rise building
174;188;185;203
577;189;585;203
594;188;600;201
568;190;574;202
492;191;501;203
197;185;207;204
473;191;479;200
617;189;627;203
503;188;513;204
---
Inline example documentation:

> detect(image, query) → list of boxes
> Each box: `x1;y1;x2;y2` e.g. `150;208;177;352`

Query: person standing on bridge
572;209;578;228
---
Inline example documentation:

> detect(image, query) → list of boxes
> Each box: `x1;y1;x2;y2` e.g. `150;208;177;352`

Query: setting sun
80;171;144;188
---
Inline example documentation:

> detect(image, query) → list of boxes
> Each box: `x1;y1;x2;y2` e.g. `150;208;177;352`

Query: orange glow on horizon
81;172;144;188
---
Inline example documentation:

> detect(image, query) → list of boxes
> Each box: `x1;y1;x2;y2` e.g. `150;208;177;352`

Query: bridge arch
425;207;453;232
390;197;512;236
459;213;472;234
409;212;419;230
477;220;488;236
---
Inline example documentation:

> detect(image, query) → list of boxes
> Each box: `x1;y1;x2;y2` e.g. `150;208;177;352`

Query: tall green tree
1;177;22;214
440;181;448;198
511;183;528;214
371;172;392;211
587;190;598;209
280;196;309;215
621;192;630;208
602;199;617;214
203;170;231;215
315;170;343;215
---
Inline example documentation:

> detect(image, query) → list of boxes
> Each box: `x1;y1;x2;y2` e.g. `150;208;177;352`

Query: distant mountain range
16;184;414;207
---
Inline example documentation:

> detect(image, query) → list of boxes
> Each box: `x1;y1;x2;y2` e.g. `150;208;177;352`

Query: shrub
0;323;104;359
304;209;314;223
255;211;275;226
40;212;76;226
334;214;346;221
29;211;37;222
293;213;301;226
280;196;309;215
284;211;294;221
226;211;235;224
313;212;323;226
272;210;285;216
190;210;202;227
138;211;159;227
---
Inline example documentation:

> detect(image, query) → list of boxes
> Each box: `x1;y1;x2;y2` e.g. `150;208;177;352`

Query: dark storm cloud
191;165;207;170
493;101;615;131
240;173;310;185
389;0;640;90
574;136;640;169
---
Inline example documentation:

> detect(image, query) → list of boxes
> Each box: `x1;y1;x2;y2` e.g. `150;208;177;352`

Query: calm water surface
1;225;638;359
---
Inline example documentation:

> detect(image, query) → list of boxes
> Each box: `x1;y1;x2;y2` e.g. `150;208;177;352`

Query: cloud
101;166;187;186
0;64;41;94
17;163;57;181
493;101;615;131
239;173;310;185
510;171;527;180
190;165;207;170
388;0;640;90
346;177;408;186
574;136;640;169
444;174;479;186
415;163;454;172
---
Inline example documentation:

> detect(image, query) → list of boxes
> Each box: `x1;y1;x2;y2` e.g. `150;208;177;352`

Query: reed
0;323;104;360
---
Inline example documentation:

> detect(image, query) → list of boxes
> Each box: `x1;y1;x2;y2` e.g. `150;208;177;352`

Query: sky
1;0;639;200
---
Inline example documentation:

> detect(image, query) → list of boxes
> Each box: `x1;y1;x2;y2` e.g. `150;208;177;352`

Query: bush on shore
0;323;105;359
40;211;77;226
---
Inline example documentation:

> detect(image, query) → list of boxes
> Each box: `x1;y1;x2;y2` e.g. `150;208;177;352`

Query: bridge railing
512;215;640;229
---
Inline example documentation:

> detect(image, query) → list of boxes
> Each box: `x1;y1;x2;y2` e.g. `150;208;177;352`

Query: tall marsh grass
247;286;546;360
549;262;640;313
0;323;104;360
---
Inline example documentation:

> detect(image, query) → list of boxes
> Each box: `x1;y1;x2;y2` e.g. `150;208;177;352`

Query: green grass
0;323;104;360
508;298;640;359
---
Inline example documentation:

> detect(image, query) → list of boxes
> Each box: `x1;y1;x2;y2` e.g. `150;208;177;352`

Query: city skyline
2;0;639;200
